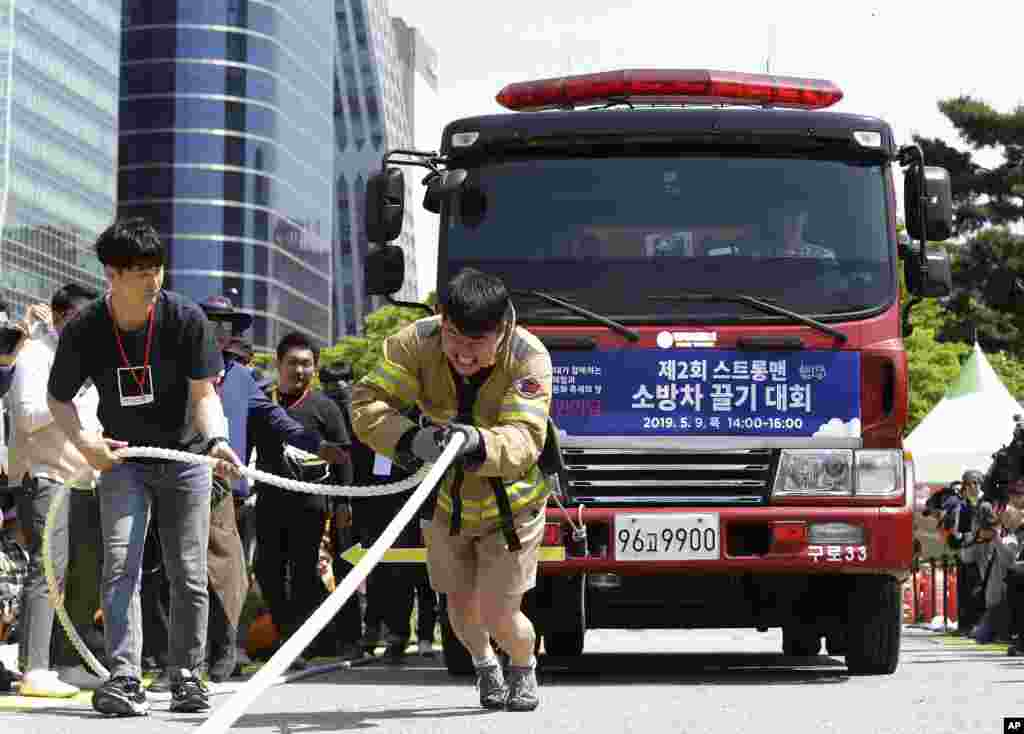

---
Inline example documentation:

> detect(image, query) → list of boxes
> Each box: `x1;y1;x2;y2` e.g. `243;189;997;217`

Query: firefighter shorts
423;503;546;597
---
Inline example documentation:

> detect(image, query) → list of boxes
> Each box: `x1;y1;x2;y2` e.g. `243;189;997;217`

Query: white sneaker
57;664;106;691
18;669;81;698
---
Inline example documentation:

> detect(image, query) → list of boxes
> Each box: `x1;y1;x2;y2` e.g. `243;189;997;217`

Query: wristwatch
204;436;230;455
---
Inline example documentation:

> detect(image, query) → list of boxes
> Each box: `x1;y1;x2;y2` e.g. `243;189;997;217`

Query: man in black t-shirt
47;219;242;717
250;331;354;663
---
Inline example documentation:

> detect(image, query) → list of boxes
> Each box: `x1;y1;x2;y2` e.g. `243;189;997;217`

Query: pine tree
914;97;1024;357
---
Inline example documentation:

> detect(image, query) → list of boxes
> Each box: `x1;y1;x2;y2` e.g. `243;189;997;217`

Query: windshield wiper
647;291;847;343
511;290;640;342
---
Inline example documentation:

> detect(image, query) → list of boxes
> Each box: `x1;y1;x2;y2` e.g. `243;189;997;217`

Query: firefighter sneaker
474;661;507;710
92;676;149;716
169;673;210;713
504;664;540;712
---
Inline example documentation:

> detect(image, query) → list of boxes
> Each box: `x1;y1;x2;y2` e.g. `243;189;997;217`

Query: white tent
905;343;1022;484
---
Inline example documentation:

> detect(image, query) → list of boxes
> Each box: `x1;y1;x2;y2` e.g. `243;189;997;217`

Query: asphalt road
2;627;1021;734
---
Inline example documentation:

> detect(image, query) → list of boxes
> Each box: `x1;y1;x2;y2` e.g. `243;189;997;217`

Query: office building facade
119;0;336;350
0;0;120;315
333;0;420;339
391;17;441;302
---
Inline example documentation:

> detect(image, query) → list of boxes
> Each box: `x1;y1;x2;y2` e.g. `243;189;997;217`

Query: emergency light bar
495;69;843;112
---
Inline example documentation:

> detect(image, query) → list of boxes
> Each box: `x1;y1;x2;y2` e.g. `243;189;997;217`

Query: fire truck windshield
443;155;895;323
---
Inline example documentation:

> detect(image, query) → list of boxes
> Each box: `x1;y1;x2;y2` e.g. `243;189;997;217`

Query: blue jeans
98;460;211;680
15;476;69;673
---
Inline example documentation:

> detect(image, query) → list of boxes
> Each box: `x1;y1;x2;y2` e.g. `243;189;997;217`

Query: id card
117;366;154;407
372;453;393;477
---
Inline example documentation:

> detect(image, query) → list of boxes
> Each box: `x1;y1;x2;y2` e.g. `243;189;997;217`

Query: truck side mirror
365;244;405;296
903;242;952;298
920;247;952;298
366;168;405;243
422;168;468;214
904;165;954;242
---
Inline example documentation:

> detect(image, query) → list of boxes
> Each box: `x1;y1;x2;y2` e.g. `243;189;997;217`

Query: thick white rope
44;443;434;682
198;432;465;733
117;445;429;497
42;485;110;680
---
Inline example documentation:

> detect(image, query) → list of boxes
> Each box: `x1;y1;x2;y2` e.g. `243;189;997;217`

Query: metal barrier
905;555;959;627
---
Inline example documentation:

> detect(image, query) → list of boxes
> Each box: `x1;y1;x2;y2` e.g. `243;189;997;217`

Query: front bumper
538;505;912;578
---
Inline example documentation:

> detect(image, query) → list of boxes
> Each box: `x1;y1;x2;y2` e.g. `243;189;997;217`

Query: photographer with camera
949;472;983;634
961;420;1024;644
923;472;986;634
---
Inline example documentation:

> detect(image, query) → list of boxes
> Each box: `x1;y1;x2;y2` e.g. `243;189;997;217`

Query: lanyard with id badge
112;301;156;407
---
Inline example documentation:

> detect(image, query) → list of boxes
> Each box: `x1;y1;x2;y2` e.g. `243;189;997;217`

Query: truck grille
562;447;775;506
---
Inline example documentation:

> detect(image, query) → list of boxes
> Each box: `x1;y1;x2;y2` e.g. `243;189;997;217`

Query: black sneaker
169;675;210;713
92;676;149;717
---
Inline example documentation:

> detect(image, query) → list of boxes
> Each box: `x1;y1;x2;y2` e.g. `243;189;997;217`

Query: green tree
320;292;437;380
988;350;1024;404
250;293;437;385
914;97;1024;357
916;97;1024;235
937;228;1024;356
905;302;971;435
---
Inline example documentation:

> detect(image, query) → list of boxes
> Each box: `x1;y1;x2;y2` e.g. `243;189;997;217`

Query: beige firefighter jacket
350;315;553;529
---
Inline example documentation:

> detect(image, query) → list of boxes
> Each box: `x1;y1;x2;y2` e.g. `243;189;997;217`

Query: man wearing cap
943;471;983;635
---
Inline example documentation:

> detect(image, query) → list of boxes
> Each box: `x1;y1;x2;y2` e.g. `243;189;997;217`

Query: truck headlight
855;449;903;498
774;450;853;496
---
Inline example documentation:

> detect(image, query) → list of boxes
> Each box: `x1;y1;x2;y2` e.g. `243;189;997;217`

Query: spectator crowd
0;221;439;711
922;468;1024;653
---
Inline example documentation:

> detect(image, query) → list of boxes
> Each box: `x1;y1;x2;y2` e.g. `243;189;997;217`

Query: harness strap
449;462;464;536
489;476;522;551
444;363;521;549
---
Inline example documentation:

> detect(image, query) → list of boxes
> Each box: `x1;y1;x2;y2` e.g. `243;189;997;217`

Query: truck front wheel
542;575;586;657
844;576;901;675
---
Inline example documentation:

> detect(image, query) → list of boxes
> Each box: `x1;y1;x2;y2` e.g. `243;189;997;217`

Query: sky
388;0;1023;171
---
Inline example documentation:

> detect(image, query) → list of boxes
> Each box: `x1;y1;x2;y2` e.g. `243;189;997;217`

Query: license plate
613;514;720;561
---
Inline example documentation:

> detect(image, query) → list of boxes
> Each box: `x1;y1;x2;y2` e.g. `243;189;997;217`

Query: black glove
409;426;447;463
442;423;482;460
395;423;483;469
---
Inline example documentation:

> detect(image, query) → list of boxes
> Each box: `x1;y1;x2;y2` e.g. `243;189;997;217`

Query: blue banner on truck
549;349;860;438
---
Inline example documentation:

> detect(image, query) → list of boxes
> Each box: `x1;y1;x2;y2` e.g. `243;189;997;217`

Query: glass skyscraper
119;0;336;350
333;0;418;339
0;0;120;314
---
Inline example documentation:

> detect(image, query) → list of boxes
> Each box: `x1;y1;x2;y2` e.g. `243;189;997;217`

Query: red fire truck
363;69;954;676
